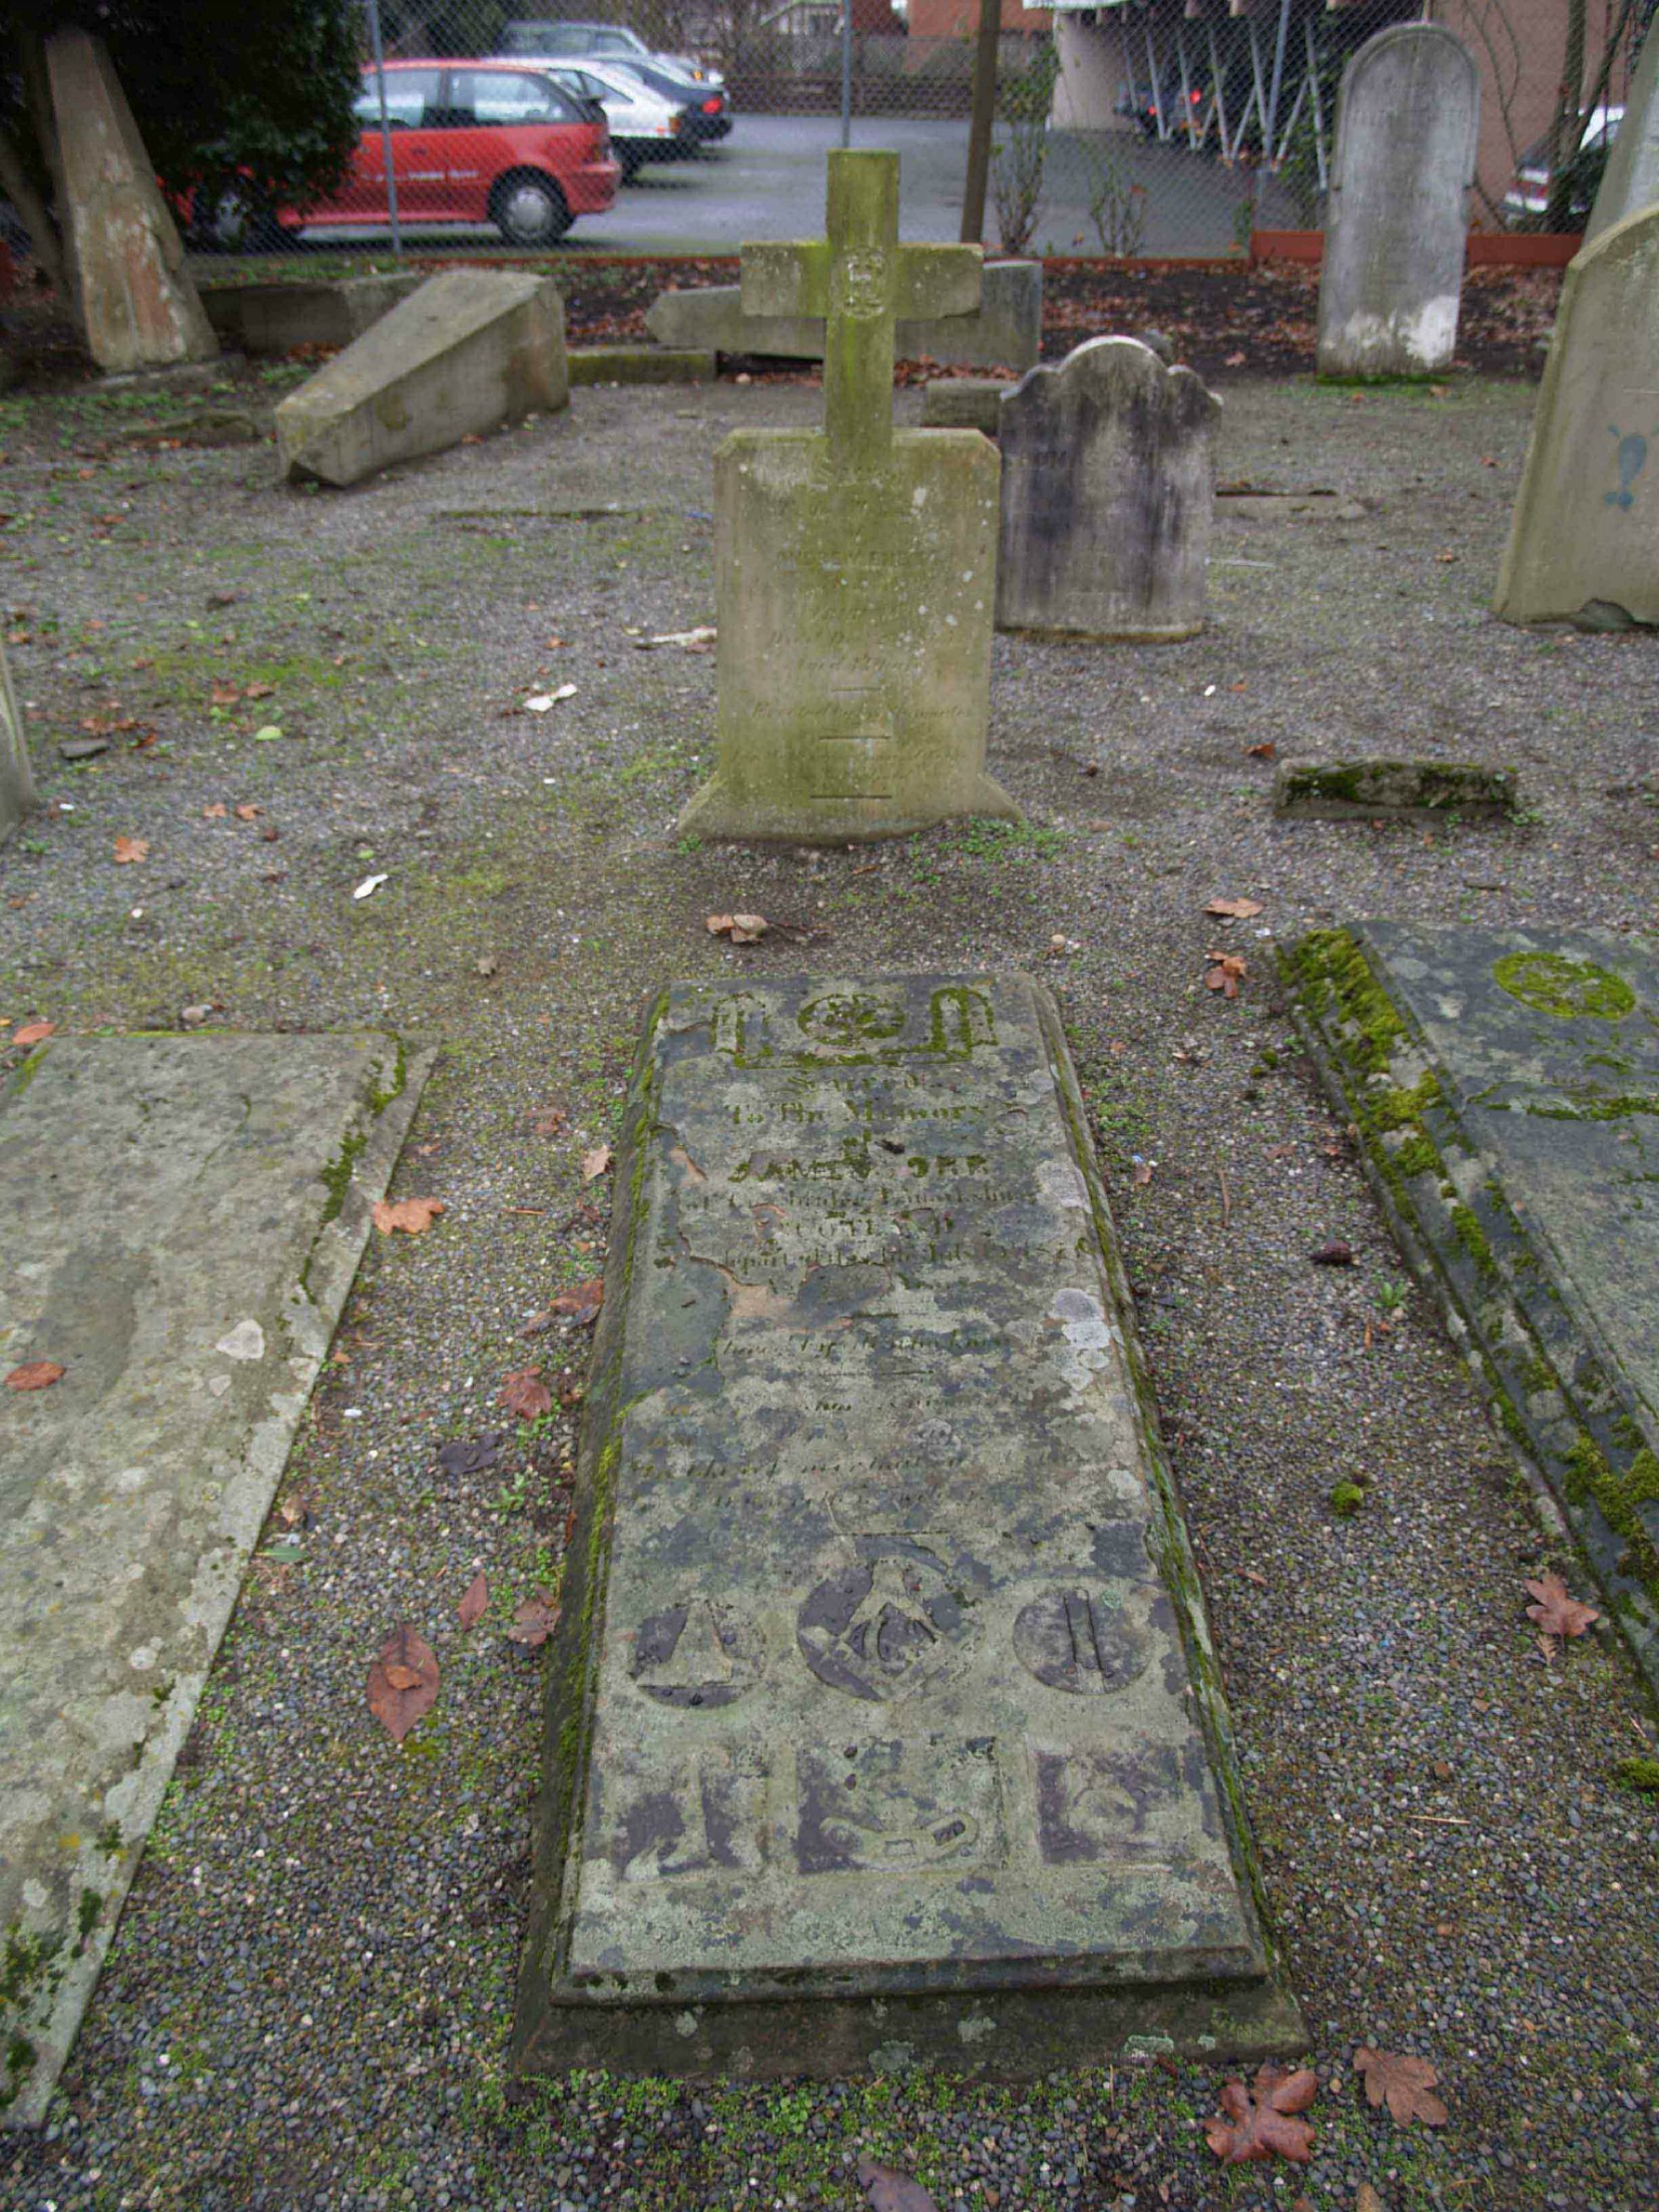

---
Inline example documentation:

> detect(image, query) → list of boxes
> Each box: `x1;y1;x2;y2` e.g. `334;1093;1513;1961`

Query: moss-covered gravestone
512;975;1302;2077
677;153;1017;842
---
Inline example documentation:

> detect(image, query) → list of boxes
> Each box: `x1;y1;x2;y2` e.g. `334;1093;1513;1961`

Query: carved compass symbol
797;1549;967;1702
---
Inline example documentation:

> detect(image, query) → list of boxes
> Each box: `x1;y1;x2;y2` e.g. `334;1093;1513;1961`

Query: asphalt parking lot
293;114;1300;260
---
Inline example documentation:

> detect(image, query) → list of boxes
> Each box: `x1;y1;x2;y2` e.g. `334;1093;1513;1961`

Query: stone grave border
1287;928;1659;1698
511;979;1305;2079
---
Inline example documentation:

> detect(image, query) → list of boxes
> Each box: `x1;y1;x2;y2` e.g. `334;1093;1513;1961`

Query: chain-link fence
179;0;1654;262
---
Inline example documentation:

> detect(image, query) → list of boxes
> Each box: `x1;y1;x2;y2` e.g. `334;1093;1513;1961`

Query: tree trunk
1546;0;1588;231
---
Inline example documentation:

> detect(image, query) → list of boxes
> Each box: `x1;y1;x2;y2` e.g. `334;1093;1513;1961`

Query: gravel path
1;355;1656;2212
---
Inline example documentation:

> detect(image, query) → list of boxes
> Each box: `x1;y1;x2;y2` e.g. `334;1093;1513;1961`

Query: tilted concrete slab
0;1032;430;2124
513;974;1302;2077
645;259;1041;371
201;274;422;356
1290;924;1659;1695
276;270;569;488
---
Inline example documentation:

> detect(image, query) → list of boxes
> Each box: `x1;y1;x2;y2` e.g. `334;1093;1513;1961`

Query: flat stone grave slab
1291;925;1659;1694
0;1032;429;2124
1273;758;1517;821
513;974;1301;2078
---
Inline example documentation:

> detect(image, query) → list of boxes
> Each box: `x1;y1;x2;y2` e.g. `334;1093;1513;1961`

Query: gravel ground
1;352;1657;2212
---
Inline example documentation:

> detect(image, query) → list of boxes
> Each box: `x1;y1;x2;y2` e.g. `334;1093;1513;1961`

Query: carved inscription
796;1737;1002;1874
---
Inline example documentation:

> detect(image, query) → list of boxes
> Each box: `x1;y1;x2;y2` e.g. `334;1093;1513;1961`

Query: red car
308;60;618;245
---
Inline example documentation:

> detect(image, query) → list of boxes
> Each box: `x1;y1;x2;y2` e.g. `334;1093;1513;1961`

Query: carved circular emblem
1013;1582;1152;1696
629;1597;763;1708
1492;950;1634;1022
797;990;906;1051
797;1552;967;1702
831;249;888;319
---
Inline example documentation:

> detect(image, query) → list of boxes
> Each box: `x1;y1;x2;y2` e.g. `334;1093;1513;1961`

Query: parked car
610;58;732;144
500;20;723;87
196;60;619;249
1115;73;1209;141
1501;104;1621;226
538;58;697;180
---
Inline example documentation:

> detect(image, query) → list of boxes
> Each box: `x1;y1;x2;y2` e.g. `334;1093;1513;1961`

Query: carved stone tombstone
1316;26;1479;378
995;337;1220;641
1493;208;1659;627
45;28;218;375
1586;29;1659;243
512;973;1302;2077
0;632;34;846
677;152;1016;842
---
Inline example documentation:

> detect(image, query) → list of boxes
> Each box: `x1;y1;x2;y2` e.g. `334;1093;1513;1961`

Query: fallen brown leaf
11;1020;54;1047
581;1145;613;1182
1246;741;1278;761
458;1572;488;1630
1311;1240;1357;1266
730;911;767;943
549;1277;605;1324
5;1360;65;1391
371;1197;445;1236
499;1369;553;1421
1357;2185;1385;2212
1204;2064;1318;2165
1206;896;1264;919
202;802;228;819
235;804;262;822
531;1106;568;1137
856;2158;938;2212
1205;952;1248;997
245;680;276;699
507;1589;561;1646
1354;2046;1448;2128
365;1624;438;1743
113;835;149;864
1523;1572;1600;1640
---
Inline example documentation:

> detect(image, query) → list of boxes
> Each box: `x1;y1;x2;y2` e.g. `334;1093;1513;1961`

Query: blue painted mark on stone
1606;425;1649;509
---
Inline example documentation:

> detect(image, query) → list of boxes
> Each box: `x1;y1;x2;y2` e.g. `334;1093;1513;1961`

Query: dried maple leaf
1205;952;1248;997
457;1572;488;1630
1524;1572;1600;1640
202;803;229;819
5;1360;65;1391
1206;896;1264;919
507;1589;561;1646
499;1369;553;1421
11;1020;54;1047
549;1278;604;1324
235;804;262;822
1204;2064;1318;2165
210;681;241;706
1354;2046;1448;2127
365;1624;438;1743
113;835;149;864
531;1106;568;1137
1310;1240;1356;1266
581;1145;613;1182
705;911;734;934
371;1197;445;1236
857;2159;939;2212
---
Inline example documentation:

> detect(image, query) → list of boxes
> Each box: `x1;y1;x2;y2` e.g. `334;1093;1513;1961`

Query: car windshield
500;21;589;54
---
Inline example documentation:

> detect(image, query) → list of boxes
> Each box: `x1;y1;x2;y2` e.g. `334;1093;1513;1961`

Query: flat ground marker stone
276;269;569;488
996;337;1220;642
1316;26;1478;378
678;151;1015;843
0;1032;430;2125
1291;924;1659;1694
512;974;1302;2077
0;633;34;846
1492;207;1659;628
1273;758;1517;822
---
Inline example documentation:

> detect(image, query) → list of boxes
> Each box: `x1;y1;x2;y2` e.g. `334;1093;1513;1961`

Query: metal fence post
839;0;854;148
364;0;402;257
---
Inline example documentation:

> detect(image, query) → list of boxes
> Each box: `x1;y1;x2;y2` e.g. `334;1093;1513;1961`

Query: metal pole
840;0;853;149
960;0;1001;243
363;0;401;257
1306;20;1328;194
1265;0;1292;171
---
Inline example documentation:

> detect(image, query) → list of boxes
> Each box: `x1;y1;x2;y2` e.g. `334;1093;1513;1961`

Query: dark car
615;58;731;142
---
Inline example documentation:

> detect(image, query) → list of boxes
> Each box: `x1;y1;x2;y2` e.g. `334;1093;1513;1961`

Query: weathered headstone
678;153;1016;842
1492;208;1659;627
1586;30;1659;242
45;28;218;376
201;274;423;356
0;633;34;846
995;337;1220;642
276;270;569;488
646;258;1041;372
1316;26;1479;378
1292;923;1659;1696
0;1032;431;2124
513;973;1302;2076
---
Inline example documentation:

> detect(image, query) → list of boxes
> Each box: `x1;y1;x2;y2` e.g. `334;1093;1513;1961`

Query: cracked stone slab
513;974;1301;2077
0;1031;430;2125
1290;922;1659;1693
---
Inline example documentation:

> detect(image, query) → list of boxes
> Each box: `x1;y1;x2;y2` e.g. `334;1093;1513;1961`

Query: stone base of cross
741;150;982;466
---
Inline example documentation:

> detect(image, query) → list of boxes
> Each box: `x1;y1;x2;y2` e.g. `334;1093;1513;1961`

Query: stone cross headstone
1493;207;1659;626
995;336;1220;641
677;152;1018;842
45;28;218;376
1316;26;1479;379
1587;30;1659;243
0;631;34;846
512;973;1302;2076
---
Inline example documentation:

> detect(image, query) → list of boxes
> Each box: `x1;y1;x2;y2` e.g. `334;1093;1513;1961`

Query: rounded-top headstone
1316;25;1479;379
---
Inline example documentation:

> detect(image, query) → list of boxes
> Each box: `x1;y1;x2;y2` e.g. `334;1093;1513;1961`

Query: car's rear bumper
568;160;621;212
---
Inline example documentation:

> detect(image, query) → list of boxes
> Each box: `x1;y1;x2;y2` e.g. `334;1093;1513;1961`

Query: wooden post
960;0;1000;245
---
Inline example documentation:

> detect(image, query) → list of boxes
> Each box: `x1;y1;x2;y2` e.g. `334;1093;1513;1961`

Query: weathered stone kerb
513;973;1302;2077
